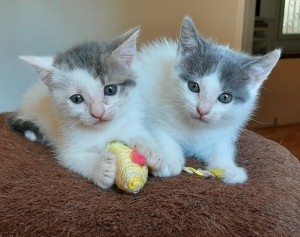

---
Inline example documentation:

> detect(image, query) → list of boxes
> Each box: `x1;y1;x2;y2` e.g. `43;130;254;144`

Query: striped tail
6;112;47;144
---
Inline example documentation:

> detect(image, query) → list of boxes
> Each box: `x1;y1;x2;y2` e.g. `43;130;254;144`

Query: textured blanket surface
0;113;299;237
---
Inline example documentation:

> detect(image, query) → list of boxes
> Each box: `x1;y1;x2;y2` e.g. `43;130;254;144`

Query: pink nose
90;113;104;120
197;108;209;117
90;103;105;120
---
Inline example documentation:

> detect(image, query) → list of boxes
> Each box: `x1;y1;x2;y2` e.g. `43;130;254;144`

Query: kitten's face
174;17;280;127
176;55;253;126
51;67;135;127
20;28;139;127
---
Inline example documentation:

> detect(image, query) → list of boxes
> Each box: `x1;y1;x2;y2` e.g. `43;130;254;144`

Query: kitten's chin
80;118;113;128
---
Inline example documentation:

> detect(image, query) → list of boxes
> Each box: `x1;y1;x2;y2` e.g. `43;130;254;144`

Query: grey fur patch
218;59;250;103
53;31;137;89
54;41;116;80
177;52;219;80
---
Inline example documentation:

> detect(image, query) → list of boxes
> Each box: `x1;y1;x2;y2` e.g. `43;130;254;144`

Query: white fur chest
174;123;238;158
61;111;141;155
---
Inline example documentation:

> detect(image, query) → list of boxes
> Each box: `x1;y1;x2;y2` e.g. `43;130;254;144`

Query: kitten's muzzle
196;108;209;123
90;113;111;123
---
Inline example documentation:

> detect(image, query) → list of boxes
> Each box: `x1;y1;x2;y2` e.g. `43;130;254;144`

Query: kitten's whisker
250;119;270;125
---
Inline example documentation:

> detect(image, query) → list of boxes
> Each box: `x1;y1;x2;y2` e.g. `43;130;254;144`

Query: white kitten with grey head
136;17;281;183
8;28;162;189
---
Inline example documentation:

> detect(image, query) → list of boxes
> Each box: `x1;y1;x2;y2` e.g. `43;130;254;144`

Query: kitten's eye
188;81;200;93
70;94;84;104
218;93;233;104
104;85;118;96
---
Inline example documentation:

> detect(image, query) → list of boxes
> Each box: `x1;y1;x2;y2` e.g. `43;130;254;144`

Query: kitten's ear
111;27;140;68
246;49;281;86
178;16;204;58
19;55;54;85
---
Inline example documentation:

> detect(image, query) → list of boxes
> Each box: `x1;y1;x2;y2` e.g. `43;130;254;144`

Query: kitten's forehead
199;71;221;94
66;69;101;93
54;41;114;75
53;41;136;85
179;43;248;76
217;57;250;103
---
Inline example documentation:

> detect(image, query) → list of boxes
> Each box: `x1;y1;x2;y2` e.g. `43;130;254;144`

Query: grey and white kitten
135;17;281;184
8;28;164;189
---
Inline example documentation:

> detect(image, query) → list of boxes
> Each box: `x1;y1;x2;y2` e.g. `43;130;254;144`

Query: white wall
0;0;245;112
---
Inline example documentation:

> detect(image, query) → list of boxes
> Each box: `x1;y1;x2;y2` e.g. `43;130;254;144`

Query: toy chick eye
188;81;199;93
70;94;84;104
104;85;118;96
218;93;232;104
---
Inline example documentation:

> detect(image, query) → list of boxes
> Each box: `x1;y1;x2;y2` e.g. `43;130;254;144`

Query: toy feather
108;142;148;194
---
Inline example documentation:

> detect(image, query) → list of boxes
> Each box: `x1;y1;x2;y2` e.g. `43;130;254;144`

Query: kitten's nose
197;108;209;117
90;103;105;120
90;113;104;120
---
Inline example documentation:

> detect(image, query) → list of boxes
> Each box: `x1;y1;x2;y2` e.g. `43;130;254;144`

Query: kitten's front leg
58;150;117;189
92;150;117;189
205;142;248;184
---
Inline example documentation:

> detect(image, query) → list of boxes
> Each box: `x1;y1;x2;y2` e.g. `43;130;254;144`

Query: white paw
151;160;184;177
93;152;117;189
133;143;154;161
222;166;248;184
148;153;184;178
134;143;184;177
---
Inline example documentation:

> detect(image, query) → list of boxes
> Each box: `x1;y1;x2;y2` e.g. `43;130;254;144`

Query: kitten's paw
151;160;184;178
222;166;248;184
148;153;185;178
93;152;117;189
133;143;184;177
133;143;154;161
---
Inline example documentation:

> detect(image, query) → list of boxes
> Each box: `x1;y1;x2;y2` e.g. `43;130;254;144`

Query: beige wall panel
251;59;300;128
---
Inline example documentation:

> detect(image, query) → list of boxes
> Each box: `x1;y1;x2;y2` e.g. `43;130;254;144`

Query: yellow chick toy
108;142;148;194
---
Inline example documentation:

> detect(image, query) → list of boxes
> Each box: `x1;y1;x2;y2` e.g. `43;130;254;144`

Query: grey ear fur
247;49;281;84
19;55;54;85
111;27;140;68
178;16;204;58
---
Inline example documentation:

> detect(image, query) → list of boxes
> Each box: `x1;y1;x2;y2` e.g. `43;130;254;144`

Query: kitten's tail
6;112;47;144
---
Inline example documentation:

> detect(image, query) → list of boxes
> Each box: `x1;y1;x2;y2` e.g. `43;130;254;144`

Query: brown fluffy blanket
0;113;299;236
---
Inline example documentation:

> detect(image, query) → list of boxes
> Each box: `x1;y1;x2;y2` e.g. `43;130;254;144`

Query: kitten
135;17;281;184
8;28;164;189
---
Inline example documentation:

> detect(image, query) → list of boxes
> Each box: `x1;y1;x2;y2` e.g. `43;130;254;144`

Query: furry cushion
0;113;299;236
